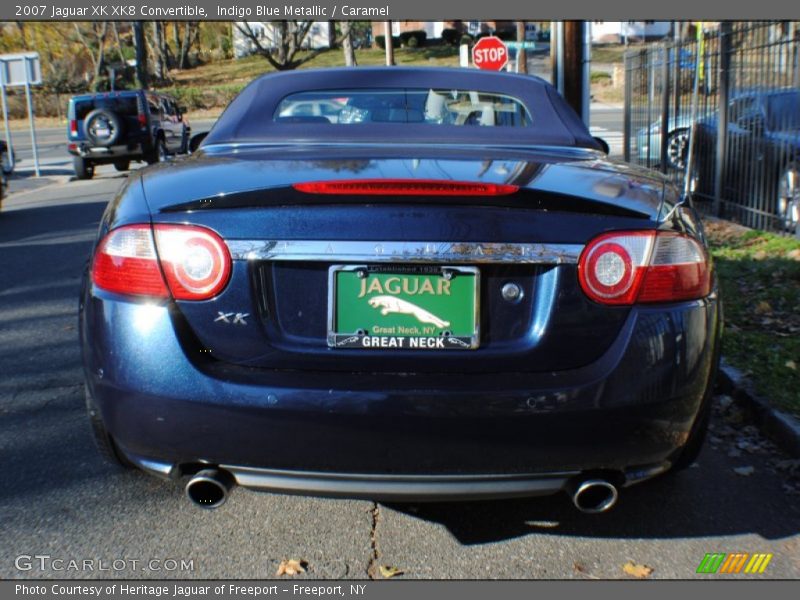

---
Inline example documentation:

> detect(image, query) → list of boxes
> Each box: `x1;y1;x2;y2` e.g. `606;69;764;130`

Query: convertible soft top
203;67;601;149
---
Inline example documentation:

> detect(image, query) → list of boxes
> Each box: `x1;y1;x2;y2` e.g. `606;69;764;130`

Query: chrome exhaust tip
570;479;619;514
185;468;234;509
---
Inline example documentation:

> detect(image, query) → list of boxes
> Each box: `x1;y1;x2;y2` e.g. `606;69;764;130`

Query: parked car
635;115;693;171
67;90;190;180
691;88;800;232
80;68;720;513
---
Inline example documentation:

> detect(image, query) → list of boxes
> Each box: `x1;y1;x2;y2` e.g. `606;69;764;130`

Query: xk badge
214;312;249;325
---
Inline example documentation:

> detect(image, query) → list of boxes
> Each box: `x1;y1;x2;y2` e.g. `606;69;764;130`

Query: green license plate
328;265;479;350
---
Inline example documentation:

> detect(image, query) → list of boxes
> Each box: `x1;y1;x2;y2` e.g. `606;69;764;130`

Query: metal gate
624;22;800;234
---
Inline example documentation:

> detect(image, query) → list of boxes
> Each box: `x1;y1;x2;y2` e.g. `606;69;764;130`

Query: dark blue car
80;68;721;513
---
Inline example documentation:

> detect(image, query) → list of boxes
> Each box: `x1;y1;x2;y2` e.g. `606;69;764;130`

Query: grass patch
592;43;644;64
705;220;800;416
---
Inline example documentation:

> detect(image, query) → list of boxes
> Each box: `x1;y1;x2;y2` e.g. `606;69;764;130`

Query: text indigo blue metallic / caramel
79;68;721;512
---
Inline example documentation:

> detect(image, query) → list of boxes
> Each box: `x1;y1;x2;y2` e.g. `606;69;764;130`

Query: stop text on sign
472;37;509;71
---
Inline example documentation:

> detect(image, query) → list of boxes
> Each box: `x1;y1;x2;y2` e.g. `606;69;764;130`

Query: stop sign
472;36;508;71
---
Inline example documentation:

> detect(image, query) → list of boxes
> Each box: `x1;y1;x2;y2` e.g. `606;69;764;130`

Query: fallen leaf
379;565;403;578
733;466;755;476
573;562;600;579
754;301;772;315
786;360;797;371
775;459;800;472
276;559;307;576
717;395;733;410
623;561;653;578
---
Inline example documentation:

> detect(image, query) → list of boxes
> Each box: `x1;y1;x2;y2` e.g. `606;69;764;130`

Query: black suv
67;90;190;179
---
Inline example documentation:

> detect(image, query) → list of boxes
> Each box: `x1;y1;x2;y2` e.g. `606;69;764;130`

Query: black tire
1;147;13;175
113;160;130;172
665;128;689;171
179;126;190;155
146;136;168;165
83;108;124;147
73;156;94;180
85;385;133;469
776;162;800;234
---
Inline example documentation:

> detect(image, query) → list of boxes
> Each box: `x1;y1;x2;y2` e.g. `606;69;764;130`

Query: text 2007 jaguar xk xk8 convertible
80;68;721;512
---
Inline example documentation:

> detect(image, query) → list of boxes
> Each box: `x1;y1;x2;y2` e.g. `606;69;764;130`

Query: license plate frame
327;264;480;350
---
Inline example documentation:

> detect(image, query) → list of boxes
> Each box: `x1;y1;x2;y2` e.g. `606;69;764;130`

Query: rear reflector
91;224;231;301
293;179;519;196
578;230;711;305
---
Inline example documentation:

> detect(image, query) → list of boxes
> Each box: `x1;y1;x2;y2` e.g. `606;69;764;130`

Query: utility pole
516;21;528;74
383;21;394;66
558;21;590;125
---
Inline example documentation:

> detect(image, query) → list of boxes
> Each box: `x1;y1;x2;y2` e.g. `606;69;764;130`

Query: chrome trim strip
227;240;582;265
223;464;578;500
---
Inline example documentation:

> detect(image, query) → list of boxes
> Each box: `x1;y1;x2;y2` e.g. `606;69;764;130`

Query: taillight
153;225;231;300
293;179;519;196
138;113;147;129
91;225;169;298
578;231;711;305
69;119;77;136
91;224;231;301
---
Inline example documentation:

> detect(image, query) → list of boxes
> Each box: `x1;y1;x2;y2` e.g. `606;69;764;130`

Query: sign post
472;36;509;71
0;52;42;177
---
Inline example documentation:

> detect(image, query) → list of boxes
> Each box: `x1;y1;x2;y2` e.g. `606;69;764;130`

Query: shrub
590;71;612;84
441;28;461;46
406;36;419;48
459;34;473;46
399;30;427;47
374;35;401;50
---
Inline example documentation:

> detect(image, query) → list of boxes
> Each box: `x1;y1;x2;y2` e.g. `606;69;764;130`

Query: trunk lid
142;145;665;374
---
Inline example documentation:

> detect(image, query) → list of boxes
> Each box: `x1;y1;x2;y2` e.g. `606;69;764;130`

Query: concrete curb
717;358;800;458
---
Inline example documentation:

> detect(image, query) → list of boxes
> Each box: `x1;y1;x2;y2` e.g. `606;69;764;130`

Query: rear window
275;89;531;127
74;97;139;120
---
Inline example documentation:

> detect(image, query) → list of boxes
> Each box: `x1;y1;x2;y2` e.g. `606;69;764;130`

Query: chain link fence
624;22;800;235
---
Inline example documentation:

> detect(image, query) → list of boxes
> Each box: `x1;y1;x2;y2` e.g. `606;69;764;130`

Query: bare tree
151;21;167;81
132;21;148;89
516;21;528;74
73;22;109;91
341;22;356;66
177;22;198;69
235;21;337;70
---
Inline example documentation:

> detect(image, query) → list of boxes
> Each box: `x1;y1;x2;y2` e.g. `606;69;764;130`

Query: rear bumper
124;452;670;501
68;142;149;162
81;285;720;496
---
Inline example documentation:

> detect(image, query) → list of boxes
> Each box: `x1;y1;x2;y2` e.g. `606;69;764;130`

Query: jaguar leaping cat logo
368;296;451;329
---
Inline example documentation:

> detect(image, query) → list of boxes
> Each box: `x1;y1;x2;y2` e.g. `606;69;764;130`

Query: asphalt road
1;137;799;581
